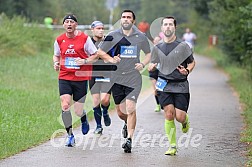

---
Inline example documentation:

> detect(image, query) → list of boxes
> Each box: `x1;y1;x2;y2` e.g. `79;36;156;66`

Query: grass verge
0;53;152;160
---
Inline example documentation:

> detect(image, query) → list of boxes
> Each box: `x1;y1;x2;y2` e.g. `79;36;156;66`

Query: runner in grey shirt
98;9;151;153
149;16;195;156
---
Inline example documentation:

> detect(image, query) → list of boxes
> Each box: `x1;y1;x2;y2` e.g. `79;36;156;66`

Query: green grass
0;54;152;160
0;54;106;159
0;13;153;160
0;54;61;158
195;43;252;166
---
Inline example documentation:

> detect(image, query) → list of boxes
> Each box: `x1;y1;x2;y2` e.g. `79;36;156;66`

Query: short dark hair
161;16;176;27
121;9;136;20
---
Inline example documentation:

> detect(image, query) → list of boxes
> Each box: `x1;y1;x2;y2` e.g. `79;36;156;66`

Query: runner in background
149;35;162;112
182;27;197;49
89;21;112;135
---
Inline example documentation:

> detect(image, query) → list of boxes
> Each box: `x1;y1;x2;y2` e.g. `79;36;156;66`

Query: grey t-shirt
151;38;194;93
99;25;151;73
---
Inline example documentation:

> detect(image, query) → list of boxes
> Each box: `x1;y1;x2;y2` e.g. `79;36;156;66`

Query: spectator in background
182;28;197;49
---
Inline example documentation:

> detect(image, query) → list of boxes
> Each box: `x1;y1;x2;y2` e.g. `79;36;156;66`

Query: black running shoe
122;138;132;153
122;123;128;138
103;114;111;126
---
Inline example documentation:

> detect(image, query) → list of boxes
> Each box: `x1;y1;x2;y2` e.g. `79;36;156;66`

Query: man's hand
112;54;121;63
148;63;157;71
104;54;121;64
135;63;145;71
75;57;86;65
177;65;188;75
54;61;60;71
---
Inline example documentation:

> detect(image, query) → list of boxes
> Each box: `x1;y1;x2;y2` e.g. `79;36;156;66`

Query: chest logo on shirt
65;44;76;54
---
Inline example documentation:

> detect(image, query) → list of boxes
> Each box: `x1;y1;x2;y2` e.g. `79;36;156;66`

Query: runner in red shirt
53;14;98;147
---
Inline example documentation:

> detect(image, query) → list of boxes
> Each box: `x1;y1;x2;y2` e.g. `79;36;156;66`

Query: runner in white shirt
182;28;197;49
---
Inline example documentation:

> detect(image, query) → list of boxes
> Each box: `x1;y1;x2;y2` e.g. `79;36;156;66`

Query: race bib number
155;77;167;91
95;77;110;82
120;46;137;58
65;57;80;69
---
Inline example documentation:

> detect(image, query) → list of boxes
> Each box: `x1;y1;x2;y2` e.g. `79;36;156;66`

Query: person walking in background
89;21;112;135
182;27;197;49
53;14;98;147
148;16;195;155
98;9;151;153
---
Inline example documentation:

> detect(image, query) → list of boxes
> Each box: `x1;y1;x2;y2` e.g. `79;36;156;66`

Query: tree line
0;0;251;76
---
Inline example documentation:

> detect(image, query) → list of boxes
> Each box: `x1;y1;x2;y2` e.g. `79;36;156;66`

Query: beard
164;30;174;38
121;22;133;30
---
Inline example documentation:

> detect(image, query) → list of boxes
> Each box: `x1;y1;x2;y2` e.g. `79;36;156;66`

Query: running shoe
122;138;132;153
165;145;177;156
154;104;161;112
81;119;90;135
94;127;103;135
181;114;190;133
122;123;128;138
65;134;75;147
103;114;111;126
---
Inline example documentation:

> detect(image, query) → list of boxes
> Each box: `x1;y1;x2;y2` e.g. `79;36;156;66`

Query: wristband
84;59;88;64
140;63;145;68
186;68;190;74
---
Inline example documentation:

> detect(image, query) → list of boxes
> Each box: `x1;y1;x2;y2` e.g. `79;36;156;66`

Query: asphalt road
0;55;247;167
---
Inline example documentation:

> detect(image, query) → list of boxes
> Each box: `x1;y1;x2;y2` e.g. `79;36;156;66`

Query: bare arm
74;52;99;65
135;52;151;71
187;59;196;74
177;60;196;75
97;48;120;63
53;55;60;71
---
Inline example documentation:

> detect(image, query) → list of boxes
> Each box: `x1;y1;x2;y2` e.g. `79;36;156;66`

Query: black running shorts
157;92;190;112
112;83;141;104
89;77;112;95
59;79;88;103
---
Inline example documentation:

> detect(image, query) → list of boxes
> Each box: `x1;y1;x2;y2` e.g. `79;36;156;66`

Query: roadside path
0;55;247;167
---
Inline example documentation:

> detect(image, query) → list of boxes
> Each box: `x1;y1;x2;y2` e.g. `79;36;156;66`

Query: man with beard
97;9;151;153
148;16;195;155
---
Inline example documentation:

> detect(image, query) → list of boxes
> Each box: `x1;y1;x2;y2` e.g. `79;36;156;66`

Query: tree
209;0;251;62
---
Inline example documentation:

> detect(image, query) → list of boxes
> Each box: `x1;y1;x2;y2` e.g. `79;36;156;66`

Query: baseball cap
63;14;78;23
90;21;104;28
